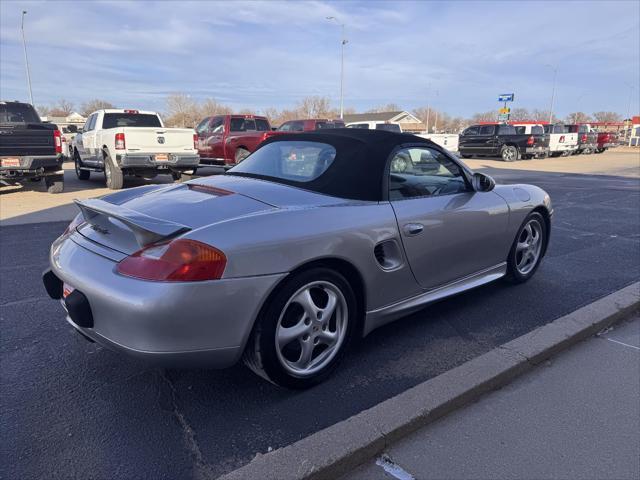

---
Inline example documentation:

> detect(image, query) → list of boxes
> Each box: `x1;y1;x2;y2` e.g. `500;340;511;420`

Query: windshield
0;102;40;124
228;141;337;183
103;113;161;128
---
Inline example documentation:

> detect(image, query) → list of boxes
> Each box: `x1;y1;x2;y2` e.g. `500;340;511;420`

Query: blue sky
1;0;638;117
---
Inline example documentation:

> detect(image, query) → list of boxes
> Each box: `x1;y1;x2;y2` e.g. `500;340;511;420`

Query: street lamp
544;64;557;124
326;16;347;119
21;10;34;105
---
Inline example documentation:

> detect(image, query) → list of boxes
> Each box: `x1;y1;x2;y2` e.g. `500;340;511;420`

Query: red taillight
54;129;62;154
115;133;126;150
193;133;198;150
116;239;226;282
581;134;587;143
527;136;534;146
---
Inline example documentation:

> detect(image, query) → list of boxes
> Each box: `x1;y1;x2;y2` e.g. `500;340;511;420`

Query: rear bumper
0;154;63;179
578;143;597;150
116;152;200;169
525;146;549;155
598;143;616;149
45;234;285;368
552;144;578;152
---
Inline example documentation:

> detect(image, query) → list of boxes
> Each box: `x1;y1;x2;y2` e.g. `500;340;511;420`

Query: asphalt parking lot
1;151;639;479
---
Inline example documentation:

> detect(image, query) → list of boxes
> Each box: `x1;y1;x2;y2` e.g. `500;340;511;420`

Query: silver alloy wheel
515;219;543;275
502;146;516;161
275;280;348;377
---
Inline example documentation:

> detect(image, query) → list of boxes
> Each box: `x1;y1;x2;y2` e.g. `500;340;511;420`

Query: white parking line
376;454;415;480
604;337;640;351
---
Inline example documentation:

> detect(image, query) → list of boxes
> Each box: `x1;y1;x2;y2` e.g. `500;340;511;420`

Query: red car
277;118;345;132
196;115;280;166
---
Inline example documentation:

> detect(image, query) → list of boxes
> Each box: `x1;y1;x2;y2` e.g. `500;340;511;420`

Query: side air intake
373;240;403;270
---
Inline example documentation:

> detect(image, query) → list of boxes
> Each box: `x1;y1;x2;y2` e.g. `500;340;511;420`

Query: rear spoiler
75;198;190;247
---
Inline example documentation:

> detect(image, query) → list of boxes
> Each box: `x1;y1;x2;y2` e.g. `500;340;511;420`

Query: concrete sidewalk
345;317;640;480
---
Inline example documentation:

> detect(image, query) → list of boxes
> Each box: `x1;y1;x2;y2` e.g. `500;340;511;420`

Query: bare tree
565;112;592;124
36;105;51;117
200;98;232;117
592;111;622;123
509;108;531;122
471;111;497;123
296;96;333;118
48;99;75;117
164;93;200;128
80;99;115;116
366;103;401;113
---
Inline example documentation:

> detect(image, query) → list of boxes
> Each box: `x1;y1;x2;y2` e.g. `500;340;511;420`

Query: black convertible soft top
230;129;438;202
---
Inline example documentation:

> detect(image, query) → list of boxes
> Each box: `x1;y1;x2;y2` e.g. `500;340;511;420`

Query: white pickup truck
542;124;578;157
72;109;199;189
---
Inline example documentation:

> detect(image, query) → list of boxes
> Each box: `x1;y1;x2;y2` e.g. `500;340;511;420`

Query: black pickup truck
0;101;64;193
458;123;549;162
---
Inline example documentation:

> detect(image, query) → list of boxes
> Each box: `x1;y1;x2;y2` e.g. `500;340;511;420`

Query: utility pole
21;11;34;105
545;64;557;124
326;17;347;119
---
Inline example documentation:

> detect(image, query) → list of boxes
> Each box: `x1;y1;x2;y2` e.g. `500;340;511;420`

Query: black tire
550;152;562;158
104;151;124;190
171;171;181;181
235;148;250;164
74;151;90;180
501;145;519;162
45;175;64;194
460;153;472;159
505;212;547;284
595;148;605;154
243;267;357;389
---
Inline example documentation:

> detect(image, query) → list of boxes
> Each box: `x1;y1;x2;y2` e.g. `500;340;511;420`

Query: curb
219;282;640;480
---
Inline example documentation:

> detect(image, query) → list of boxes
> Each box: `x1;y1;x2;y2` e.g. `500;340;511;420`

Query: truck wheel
74;152;90;180
561;151;571;157
460;154;472;159
171;171;181;181
104;152;124;190
501;145;519;162
45;175;64;194
235;148;250;163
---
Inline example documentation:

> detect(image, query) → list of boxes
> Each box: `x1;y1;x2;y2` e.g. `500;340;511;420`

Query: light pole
544;64;557;124
21;10;34;105
326;16;347;119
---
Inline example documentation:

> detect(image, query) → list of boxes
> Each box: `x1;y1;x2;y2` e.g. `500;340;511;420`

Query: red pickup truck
595;131;618;153
196;114;280;166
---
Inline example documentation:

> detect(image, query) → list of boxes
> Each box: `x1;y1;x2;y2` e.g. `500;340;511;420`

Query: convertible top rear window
228;141;336;182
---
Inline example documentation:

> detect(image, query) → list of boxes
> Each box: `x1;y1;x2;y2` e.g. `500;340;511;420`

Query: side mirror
472;172;495;192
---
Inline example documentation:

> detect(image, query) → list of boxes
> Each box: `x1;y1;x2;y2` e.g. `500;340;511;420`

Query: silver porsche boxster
43;129;552;388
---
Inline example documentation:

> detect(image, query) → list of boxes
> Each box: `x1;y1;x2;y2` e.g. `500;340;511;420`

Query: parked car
43;129;552;388
346;121;402;133
73;109;199;189
459;123;549;161
415;133;459;153
595;131;618;153
0;100;64;193
277;119;345;132
538;124;578;157
60;124;82;160
565;124;598;154
196;114;280;167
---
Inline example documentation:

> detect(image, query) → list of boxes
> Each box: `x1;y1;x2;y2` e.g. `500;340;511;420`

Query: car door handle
403;223;424;236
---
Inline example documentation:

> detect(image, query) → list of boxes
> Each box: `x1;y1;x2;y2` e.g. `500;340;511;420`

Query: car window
230;117;256;132
0;102;40;124
228;141;337;182
514;126;526;134
210;117;224;133
348;123;369;129
479;125;495;135
196;117;210;134
255;119;270;131
388;147;468;201
278;122;292;131
462;126;479;135
531;125;544;135
376;123;401;133
287;121;304;132
102;113;161;129
85;114;96;132
498;125;516;135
